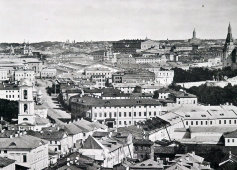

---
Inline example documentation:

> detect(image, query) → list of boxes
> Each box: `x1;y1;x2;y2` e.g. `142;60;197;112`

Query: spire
225;23;233;44
228;22;232;34
193;28;196;39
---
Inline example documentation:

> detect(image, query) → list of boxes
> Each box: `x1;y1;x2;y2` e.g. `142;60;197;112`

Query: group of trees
0;99;18;122
173;67;237;83
186;84;237;106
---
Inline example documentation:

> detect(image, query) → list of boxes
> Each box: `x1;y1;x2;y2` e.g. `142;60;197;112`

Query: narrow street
36;79;71;124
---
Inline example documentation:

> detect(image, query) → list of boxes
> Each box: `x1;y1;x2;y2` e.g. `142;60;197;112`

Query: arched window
23;118;28;121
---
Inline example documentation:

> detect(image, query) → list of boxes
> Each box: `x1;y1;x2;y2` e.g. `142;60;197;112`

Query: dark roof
224;130;237;138
93;131;109;138
27;130;66;141
117;126;144;139
71;96;161;107
133;139;153;145
0;83;19;90
0;157;15;167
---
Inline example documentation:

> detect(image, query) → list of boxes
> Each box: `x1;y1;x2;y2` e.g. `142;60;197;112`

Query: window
229;120;231;124
94;113;97;117
224;120;226;124
235;120;237;124
149;112;151;116
144;112;147;116
109;112;112;118
196;121;198;125
201;121;203;125
139;112;141;116
114;112;116;117
23;155;27;162
233;139;235;142
119;112;121;117
191;121;193;125
134;112;136;116
124;112;127;117
99;113;102;117
228;139;230;143
219;120;221;124
24;90;27;99
119;121;121;125
154;111;156;116
206;121;208;125
186;121;188;126
129;121;131;125
4;150;7;153
210;121;212;125
124;121;127;125
129;112;131;117
104;113;107;117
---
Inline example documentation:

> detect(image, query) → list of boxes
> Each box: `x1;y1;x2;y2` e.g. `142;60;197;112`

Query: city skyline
0;0;237;43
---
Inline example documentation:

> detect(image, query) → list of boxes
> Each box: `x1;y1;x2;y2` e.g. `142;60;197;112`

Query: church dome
20;78;32;86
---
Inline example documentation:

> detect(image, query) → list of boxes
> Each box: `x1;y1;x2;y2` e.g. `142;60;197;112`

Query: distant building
133;139;154;161
14;69;35;82
91;75;106;89
222;23;237;70
0;84;19;101
117;54;136;65
23;44;33;56
112;39;144;53
188;28;202;44
141;39;160;50
40;68;57;78
89;50;106;61
0;69;8;81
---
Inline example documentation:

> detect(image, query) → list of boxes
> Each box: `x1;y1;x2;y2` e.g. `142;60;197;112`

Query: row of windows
6;95;19;98
94;105;158;109
186;119;237;126
94;111;157;118
6;90;19;93
227;139;236;143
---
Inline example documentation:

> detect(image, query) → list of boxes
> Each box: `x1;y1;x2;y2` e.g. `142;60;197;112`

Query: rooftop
0;157;15;168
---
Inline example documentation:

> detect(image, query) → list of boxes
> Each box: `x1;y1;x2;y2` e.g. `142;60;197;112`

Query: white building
0;69;8;81
91;75;106;89
0;135;48;170
40;68;57;78
141;40;160;50
14;69;35;82
135;57;161;64
155;70;174;86
70;96;162;128
0;84;19;101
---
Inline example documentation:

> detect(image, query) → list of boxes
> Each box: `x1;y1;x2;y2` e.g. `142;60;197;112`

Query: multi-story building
40;68;57;78
0;135;49;170
91;75;106;89
89;50;106;61
0;84;19;101
84;67;112;79
14;69;35;82
70;96;162;128
117;54;136;65
121;69;155;84
0;69;8;82
135;57;161;64
154;70;174;86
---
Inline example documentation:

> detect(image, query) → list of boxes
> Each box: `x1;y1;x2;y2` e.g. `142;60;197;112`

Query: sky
0;0;237;42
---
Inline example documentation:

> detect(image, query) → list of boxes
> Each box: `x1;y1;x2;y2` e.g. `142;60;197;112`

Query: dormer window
220;113;224;116
201;115;206;117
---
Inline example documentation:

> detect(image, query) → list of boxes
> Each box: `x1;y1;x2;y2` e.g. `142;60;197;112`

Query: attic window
201;115;206;117
191;110;196;112
141;163;145;166
9;142;16;146
148;164;153;166
220;113;224;116
185;115;190;117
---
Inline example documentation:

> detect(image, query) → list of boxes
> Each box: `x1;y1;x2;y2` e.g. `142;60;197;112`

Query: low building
0;157;16;170
0;135;48;170
89;50;106;61
141;39;160;50
223;130;237;146
91;75;106;89
129;158;164;170
40;68;57;78
135;56;161;64
133;139;154;161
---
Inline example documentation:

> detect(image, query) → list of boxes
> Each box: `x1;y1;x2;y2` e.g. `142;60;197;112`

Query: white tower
18;79;35;126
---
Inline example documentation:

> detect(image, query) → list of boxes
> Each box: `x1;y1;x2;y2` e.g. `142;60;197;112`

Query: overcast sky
0;0;236;42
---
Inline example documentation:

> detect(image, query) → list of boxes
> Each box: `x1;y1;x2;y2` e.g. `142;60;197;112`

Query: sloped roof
130;158;163;169
0;135;47;150
27;130;66;141
0;157;15;168
82;136;103;149
224;129;237;138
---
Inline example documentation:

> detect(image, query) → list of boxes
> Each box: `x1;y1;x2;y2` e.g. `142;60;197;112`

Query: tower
223;23;235;67
18;79;35;126
193;28;196;39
